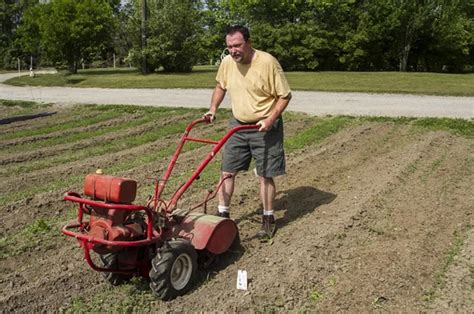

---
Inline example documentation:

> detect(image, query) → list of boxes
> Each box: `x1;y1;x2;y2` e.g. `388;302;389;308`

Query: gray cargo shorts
221;117;286;177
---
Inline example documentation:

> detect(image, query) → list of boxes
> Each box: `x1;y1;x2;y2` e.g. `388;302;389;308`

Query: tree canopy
2;0;472;73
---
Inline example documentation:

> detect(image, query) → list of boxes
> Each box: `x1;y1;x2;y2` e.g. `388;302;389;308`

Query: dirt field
0;103;472;312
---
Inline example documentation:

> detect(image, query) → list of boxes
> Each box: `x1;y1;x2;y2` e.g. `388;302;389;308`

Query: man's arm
205;83;226;121
257;93;292;131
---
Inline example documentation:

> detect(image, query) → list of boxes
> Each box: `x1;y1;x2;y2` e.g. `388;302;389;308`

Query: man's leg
217;171;236;217
258;176;277;238
218;171;236;206
259;176;275;210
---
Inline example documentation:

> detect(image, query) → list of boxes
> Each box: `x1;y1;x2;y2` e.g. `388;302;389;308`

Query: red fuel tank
84;174;137;204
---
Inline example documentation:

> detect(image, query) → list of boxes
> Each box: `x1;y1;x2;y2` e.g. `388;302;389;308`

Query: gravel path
1;72;472;118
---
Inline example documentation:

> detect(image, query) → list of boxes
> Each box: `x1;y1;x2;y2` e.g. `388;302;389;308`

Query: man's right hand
203;111;216;123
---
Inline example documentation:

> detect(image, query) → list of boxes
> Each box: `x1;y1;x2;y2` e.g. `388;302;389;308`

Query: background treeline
1;0;472;73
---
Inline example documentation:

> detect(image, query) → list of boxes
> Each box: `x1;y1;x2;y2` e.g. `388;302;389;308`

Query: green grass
0;99;39;108
0;99;50;118
366;116;474;138
1;109;125;141
0;120;195;205
413;118;474;138
5;67;474;96
285;116;355;151
287;71;474;96
0;114;189;176
2;108;183;154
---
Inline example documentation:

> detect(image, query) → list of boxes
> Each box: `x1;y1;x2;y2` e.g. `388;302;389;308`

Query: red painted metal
62;117;258;277
64;192;155;241
171;213;238;254
166;120;259;211
84;174;137;204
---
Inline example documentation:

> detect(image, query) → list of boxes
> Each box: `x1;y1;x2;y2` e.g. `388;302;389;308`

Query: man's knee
259;176;274;185
221;171;237;179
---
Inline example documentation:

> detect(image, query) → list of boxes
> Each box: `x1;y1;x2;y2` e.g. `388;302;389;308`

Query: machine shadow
194;186;336;288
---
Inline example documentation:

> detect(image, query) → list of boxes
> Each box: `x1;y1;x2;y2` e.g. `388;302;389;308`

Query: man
205;25;291;239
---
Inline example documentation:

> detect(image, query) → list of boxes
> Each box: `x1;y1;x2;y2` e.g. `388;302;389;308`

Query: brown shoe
257;215;276;239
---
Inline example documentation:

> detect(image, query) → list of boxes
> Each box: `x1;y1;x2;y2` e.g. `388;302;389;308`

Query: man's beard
231;52;243;63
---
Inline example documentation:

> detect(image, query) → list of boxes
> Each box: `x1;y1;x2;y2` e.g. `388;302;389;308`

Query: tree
35;0;114;73
220;0;355;71
0;0;37;69
14;4;43;68
127;0;203;73
413;0;474;72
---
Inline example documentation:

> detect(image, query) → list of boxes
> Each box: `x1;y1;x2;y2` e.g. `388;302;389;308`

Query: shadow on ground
276;186;337;226
194;186;336;289
236;186;337;230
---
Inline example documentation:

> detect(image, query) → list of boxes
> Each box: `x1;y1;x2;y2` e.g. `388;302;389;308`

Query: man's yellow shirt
216;50;291;123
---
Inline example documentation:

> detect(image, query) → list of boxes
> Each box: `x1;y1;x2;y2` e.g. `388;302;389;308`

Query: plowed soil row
0;104;472;312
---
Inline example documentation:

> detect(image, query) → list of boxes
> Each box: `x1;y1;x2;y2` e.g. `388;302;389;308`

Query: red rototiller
62;117;258;300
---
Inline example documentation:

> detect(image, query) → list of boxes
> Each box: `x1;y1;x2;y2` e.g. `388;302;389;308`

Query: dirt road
1;72;472;118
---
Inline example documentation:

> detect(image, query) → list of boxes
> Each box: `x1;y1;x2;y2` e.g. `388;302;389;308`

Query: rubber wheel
149;239;198;300
99;252;133;285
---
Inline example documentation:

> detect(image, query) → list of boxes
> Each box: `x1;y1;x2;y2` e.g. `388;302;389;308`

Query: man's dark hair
226;25;250;42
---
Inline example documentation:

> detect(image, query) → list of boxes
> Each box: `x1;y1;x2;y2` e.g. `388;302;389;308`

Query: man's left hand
257;118;273;132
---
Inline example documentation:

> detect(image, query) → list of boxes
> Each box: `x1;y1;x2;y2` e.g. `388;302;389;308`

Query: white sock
263;210;274;216
218;205;229;214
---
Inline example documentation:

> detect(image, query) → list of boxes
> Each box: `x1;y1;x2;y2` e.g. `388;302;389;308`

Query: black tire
99;252;134;285
149;239;198;300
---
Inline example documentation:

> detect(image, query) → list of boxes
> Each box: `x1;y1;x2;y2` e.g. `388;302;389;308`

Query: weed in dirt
372;296;388;309
63;278;156;313
336;232;347;240
422;228;468;302
309;289;323;303
414;118;474;138
368;226;385;236
0;217;63;259
420;154;447;183
397;159;421;185
328;277;337;286
470;264;474;290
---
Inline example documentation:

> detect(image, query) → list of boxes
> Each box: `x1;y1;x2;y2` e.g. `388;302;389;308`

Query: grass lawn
4;66;474;96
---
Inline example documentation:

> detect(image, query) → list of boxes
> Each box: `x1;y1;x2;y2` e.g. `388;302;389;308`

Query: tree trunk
399;43;410;72
399;19;415;72
141;0;148;74
67;58;78;74
68;62;76;74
